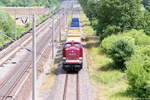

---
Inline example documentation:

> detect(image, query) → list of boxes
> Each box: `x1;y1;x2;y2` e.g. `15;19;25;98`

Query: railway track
62;73;80;100
0;3;70;100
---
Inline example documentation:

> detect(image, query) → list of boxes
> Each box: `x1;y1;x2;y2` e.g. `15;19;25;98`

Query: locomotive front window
74;43;81;48
65;44;71;48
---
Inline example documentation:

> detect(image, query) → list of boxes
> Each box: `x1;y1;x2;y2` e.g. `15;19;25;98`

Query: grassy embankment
80;12;133;100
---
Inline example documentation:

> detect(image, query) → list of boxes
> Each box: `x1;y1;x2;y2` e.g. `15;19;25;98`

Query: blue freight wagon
70;18;80;27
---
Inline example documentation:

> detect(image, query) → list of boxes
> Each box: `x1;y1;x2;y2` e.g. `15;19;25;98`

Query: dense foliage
108;39;134;69
126;50;150;98
101;29;150;53
143;11;150;35
79;0;150;40
79;0;97;20
96;0;145;40
79;0;150;98
101;29;150;97
0;9;15;37
0;0;60;7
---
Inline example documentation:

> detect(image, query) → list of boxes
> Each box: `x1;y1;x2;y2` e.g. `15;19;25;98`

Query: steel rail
62;74;80;100
76;74;79;100
63;74;69;100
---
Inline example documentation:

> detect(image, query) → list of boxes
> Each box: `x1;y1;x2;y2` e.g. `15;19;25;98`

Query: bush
101;34;118;53
143;11;150;36
101;30;150;54
108;39;134;69
124;30;150;46
101;33;135;54
0;9;15;38
100;25;121;40
144;26;150;36
126;54;150;98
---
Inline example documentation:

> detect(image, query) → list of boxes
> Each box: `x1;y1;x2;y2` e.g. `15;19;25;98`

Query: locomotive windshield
74;43;81;48
64;43;71;48
64;42;82;48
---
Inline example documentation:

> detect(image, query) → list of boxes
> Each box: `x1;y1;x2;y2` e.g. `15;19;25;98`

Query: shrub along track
0;4;69;100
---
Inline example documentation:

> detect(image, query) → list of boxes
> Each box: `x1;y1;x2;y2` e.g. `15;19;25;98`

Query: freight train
62;17;83;72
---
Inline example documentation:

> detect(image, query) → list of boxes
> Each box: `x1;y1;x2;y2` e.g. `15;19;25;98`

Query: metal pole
32;14;37;100
52;17;54;59
14;19;17;40
59;16;61;42
66;10;67;27
14;7;17;40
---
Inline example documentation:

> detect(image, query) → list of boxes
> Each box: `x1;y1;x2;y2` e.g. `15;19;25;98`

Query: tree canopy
79;0;150;40
96;0;145;39
79;0;97;20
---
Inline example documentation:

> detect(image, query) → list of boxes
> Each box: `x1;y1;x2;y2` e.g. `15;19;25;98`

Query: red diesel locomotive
62;41;83;72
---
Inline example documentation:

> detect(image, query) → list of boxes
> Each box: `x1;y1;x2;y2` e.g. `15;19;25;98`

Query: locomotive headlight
79;57;82;60
63;57;66;60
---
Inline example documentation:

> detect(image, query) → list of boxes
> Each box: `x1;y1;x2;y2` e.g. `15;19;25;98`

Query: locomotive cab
63;41;83;72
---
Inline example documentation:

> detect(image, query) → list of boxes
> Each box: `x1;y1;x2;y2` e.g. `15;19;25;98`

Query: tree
143;11;150;36
79;0;97;20
96;0;144;40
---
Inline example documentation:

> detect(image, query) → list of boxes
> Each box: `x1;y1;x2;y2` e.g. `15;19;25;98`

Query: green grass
0;35;11;48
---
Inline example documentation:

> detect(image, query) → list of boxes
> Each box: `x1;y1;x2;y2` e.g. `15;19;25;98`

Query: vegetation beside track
0;9;24;48
79;0;150;98
80;12;134;100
